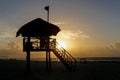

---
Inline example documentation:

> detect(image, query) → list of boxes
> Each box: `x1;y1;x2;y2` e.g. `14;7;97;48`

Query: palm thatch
16;18;60;37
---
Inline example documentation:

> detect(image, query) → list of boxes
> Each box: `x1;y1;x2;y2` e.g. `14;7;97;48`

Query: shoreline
1;57;120;62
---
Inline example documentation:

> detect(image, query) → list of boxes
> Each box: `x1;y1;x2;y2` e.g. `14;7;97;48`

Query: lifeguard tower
16;18;76;72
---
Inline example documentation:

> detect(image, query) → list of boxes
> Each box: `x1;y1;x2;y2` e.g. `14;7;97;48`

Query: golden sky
0;0;120;58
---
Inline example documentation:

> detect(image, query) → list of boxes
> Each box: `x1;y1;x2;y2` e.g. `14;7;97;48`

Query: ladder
50;39;77;71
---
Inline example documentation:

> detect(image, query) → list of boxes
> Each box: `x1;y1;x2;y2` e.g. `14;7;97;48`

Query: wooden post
46;37;51;72
48;51;51;71
46;51;51;72
26;37;31;72
26;50;30;72
46;51;48;71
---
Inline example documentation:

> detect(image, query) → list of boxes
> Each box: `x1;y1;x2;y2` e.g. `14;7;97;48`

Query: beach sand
0;59;120;80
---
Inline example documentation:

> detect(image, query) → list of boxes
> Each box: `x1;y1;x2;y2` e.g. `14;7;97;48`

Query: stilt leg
26;51;30;72
26;37;31;73
46;51;48;72
48;51;51;72
46;51;51;72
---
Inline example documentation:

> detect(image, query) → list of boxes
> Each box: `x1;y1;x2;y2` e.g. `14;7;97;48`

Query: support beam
26;51;30;72
26;37;31;72
46;51;51;72
49;51;51;71
45;37;51;72
46;51;48;71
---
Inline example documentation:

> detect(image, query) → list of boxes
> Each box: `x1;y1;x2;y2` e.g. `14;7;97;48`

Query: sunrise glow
57;40;66;49
0;0;120;58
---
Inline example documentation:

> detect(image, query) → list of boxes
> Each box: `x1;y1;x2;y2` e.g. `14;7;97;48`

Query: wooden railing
50;39;77;71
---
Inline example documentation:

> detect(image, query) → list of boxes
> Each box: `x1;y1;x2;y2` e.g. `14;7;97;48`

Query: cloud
0;48;24;58
53;22;66;25
75;41;120;58
58;30;89;40
0;21;18;39
0;27;17;39
0;41;24;58
7;41;22;50
110;42;120;49
0;32;13;39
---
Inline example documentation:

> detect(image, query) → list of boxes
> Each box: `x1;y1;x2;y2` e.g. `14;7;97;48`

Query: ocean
2;57;120;62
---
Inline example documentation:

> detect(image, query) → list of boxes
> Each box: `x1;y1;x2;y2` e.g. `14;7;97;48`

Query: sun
57;40;66;48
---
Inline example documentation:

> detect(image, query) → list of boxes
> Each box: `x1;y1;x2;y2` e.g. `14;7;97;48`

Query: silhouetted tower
16;18;76;72
16;18;60;72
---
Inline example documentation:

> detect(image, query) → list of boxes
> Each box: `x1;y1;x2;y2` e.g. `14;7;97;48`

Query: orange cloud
75;41;120;58
58;30;89;40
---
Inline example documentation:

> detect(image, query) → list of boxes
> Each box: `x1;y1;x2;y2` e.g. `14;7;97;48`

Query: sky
0;0;120;58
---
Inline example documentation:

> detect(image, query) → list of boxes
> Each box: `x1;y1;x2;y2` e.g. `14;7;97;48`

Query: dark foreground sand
0;59;120;80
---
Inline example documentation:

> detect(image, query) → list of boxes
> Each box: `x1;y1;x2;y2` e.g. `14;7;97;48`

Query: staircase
50;39;77;71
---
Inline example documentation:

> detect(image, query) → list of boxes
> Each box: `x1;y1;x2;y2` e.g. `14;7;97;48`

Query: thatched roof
16;18;60;37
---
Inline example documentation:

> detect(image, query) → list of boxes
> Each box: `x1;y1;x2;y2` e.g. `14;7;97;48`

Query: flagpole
44;5;51;72
47;7;49;22
45;5;49;22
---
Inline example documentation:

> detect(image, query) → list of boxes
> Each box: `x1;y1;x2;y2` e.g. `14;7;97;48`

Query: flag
44;5;49;11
